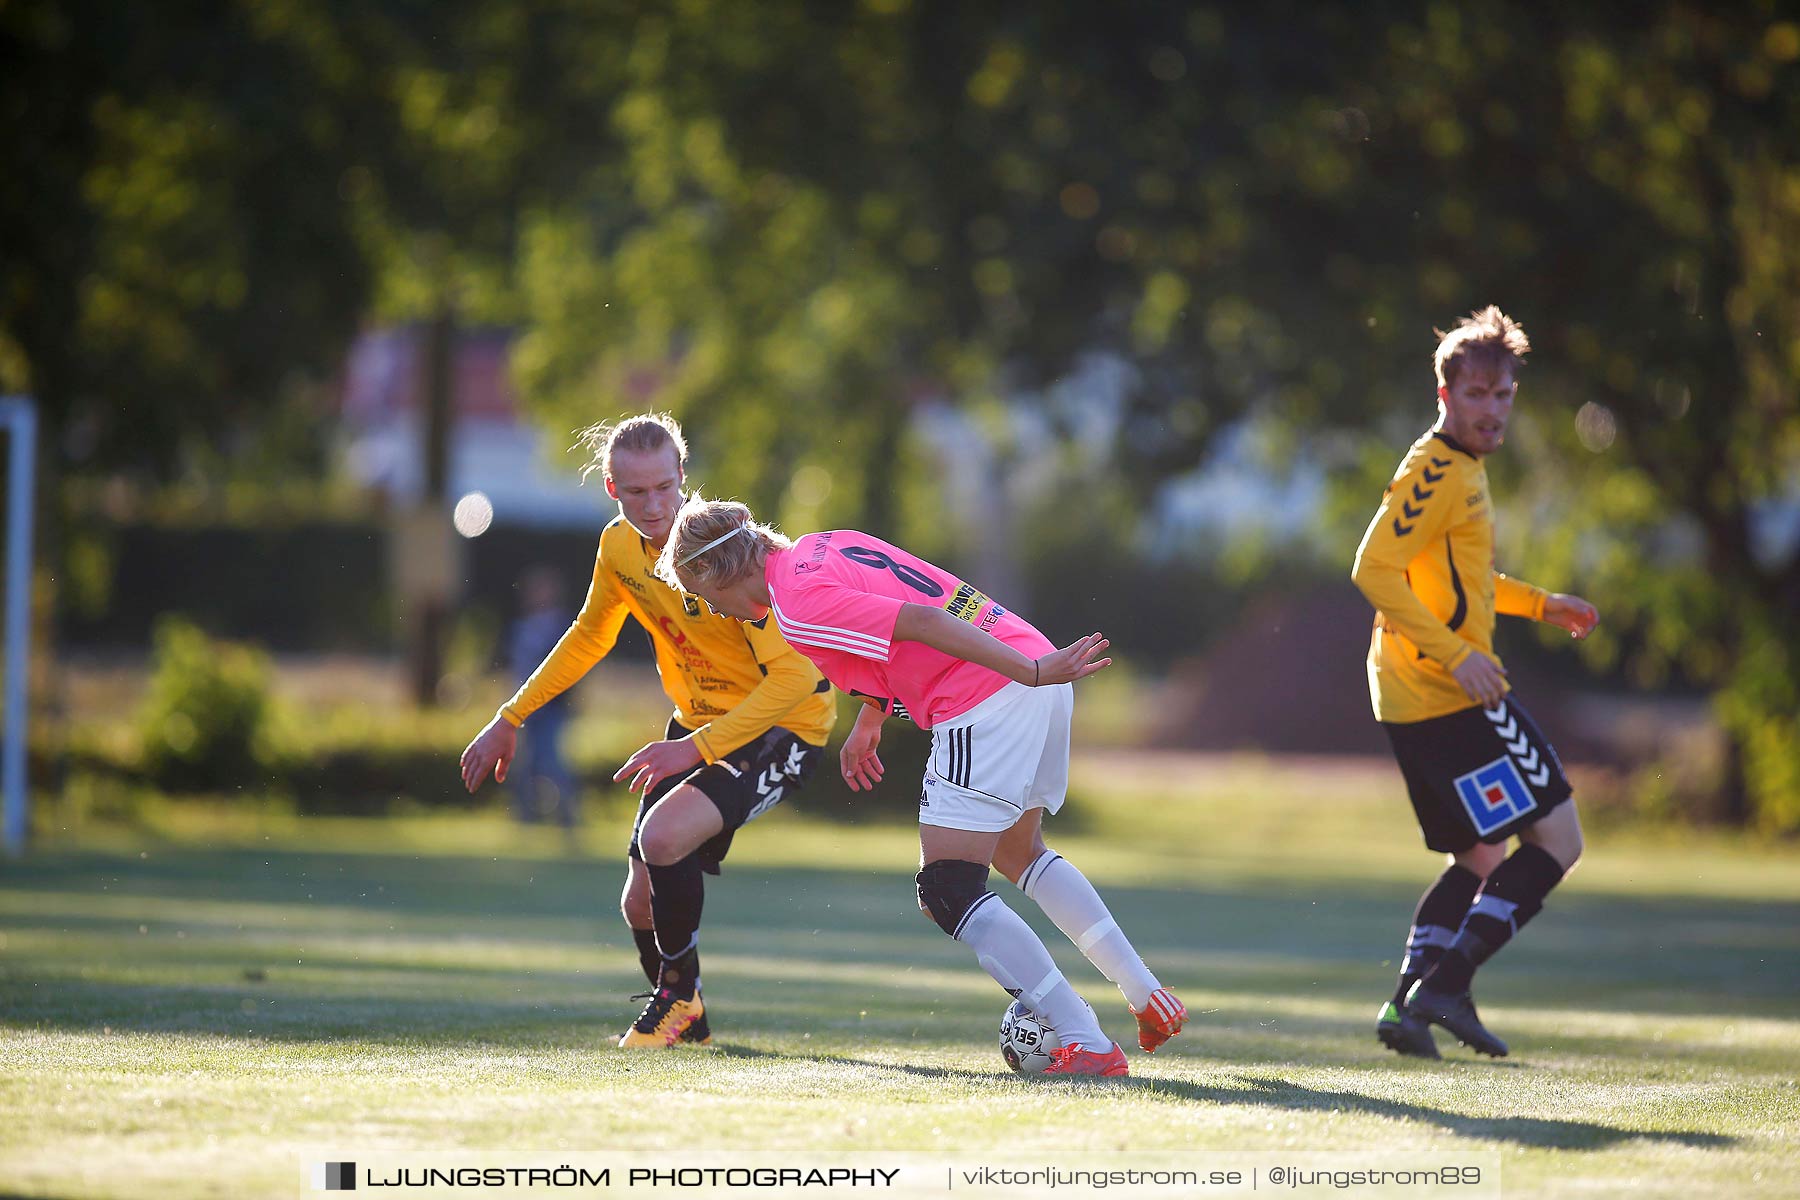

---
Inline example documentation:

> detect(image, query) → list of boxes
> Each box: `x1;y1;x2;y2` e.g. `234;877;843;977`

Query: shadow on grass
5;845;1797;1048
1146;1073;1736;1151
4;961;1737;1157
819;1059;1735;1152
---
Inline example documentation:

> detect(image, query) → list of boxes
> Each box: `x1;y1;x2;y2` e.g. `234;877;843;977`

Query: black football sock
657;943;700;1001
1393;864;1483;1008
648;854;705;998
631;926;661;988
1424;844;1566;996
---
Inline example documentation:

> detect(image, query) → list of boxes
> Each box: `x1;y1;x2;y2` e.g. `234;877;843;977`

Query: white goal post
2;395;35;857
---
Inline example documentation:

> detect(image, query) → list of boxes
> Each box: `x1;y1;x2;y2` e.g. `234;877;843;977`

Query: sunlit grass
3;753;1797;1198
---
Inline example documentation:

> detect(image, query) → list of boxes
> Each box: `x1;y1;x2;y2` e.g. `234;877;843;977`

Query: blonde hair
656;496;791;593
573;411;690;482
1434;305;1530;389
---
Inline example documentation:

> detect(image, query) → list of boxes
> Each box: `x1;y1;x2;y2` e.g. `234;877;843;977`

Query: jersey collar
765;545;792;581
1430;428;1478;460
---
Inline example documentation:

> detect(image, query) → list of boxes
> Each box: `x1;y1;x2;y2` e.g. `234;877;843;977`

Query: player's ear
604;476;619;500
1436;385;1450;406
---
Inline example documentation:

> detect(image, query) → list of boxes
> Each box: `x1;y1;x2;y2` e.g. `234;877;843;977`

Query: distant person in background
460;413;835;1048
1352;306;1599;1060
508;567;578;829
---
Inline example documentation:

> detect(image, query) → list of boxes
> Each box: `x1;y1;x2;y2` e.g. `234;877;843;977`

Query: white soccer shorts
918;681;1072;832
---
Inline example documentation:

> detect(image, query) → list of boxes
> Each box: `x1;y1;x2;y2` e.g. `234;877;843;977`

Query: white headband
676;524;746;567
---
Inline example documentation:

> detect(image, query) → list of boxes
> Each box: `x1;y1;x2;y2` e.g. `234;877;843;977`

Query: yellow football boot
618;988;705;1048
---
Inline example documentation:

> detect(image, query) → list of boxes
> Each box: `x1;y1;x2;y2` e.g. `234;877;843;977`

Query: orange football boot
1042;1041;1130;1077
1131;987;1188;1052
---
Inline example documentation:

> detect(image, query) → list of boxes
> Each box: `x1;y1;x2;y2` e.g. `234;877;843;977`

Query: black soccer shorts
1382;693;1573;854
628;718;823;873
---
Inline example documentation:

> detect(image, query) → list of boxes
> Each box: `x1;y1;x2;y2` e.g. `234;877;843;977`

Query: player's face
690;573;769;623
1438;363;1516;457
605;446;684;546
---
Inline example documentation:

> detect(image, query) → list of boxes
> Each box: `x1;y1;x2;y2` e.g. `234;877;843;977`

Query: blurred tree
2;0;397;754
6;1;1794;822
4;1;360;469
510;1;1797;827
0;0;636;471
1;0;627;705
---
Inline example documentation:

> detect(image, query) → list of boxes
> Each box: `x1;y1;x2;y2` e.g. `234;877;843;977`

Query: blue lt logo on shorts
1453;756;1538;836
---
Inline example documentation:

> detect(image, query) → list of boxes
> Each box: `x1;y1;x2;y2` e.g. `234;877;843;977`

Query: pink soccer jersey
765;531;1054;728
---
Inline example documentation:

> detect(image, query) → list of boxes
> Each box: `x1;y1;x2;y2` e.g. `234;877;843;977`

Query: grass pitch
3;753;1797;1198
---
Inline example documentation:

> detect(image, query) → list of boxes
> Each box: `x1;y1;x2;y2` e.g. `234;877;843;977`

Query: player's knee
1541;823;1583;871
1559;823;1584;866
990;841;1044;886
1454;841;1506;880
916;859;992;938
1521;805;1583;870
637;821;689;867
989;847;1024;886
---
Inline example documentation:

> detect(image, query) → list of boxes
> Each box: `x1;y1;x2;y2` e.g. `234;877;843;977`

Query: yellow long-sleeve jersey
1351;429;1548;724
499;516;836;761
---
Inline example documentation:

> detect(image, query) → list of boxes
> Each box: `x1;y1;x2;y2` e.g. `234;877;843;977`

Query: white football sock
956;895;1109;1049
1018;850;1161;1011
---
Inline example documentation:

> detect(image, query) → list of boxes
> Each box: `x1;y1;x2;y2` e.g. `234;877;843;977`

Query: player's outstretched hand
460;716;517;793
1450;649;1509;709
1033;633;1112;686
613;736;704;795
840;715;885;792
1543;593;1599;640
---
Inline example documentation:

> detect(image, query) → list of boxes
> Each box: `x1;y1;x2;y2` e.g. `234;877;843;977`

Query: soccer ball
999;998;1062;1074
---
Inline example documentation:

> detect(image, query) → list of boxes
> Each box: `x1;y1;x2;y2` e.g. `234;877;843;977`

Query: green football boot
1376;1000;1440;1059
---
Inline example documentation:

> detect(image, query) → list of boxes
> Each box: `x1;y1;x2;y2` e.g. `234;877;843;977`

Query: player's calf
920;859;1113;1052
1014;848;1178;1046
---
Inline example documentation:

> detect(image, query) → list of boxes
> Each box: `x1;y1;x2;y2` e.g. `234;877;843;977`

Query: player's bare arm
890;603;1111;686
1035;632;1113;685
1543;593;1599;640
460;714;518;792
613;733;706;795
841;703;886;792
